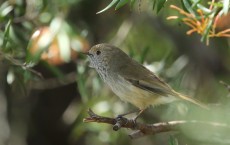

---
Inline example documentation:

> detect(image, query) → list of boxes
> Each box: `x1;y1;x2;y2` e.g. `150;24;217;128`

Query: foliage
98;0;230;45
168;0;230;45
0;0;230;145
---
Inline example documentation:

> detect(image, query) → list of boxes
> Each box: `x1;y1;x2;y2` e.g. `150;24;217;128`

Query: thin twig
0;51;43;78
220;81;230;92
28;72;76;90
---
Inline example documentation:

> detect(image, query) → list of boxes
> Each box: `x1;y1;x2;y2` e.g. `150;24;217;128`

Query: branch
220;81;230;92
28;72;76;90
83;109;230;139
0;51;43;78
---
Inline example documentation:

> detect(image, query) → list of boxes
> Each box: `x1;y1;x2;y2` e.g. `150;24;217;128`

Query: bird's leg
133;109;146;122
116;109;146;122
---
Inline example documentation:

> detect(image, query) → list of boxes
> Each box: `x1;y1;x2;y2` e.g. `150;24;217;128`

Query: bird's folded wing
124;77;173;97
117;58;175;97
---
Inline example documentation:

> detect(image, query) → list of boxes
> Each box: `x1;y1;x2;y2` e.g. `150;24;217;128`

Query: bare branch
83;109;230;139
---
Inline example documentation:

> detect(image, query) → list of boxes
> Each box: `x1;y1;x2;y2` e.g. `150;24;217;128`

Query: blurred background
0;0;230;145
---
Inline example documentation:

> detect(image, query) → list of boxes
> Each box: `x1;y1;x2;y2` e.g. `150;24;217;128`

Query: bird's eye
96;50;101;55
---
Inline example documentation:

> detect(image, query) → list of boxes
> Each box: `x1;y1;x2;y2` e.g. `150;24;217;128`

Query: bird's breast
105;74;160;109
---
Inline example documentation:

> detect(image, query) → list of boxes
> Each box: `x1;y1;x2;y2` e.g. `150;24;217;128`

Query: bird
84;43;208;120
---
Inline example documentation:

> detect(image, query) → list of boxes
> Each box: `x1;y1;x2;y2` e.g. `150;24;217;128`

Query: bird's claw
113;115;128;131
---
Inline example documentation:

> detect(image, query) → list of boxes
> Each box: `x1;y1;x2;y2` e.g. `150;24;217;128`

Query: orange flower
167;2;230;45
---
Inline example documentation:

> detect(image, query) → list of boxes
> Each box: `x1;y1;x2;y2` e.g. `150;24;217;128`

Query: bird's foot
116;109;146;126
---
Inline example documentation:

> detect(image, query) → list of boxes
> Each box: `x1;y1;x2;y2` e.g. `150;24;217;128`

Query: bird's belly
106;76;174;109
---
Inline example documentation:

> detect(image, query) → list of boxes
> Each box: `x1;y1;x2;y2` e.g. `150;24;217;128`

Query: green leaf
26;45;48;64
201;16;213;43
129;46;135;58
152;0;156;10
182;0;197;16
169;136;179;145
223;0;230;14
96;0;119;14
0;5;13;17
57;30;71;63
140;46;150;64
156;0;167;13
197;4;211;14
77;64;88;102
209;1;223;7
2;19;11;51
191;0;201;7
115;0;129;10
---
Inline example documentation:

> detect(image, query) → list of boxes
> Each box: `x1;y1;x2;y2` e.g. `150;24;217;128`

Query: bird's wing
125;78;171;96
117;59;175;97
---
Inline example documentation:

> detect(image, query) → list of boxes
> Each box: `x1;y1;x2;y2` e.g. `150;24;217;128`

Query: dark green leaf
180;0;187;11
201;17;213;43
152;0;156;10
129;45;135;58
140;46;150;64
116;0;129;10
156;0;167;13
96;0;119;14
77;64;88;102
2;19;11;51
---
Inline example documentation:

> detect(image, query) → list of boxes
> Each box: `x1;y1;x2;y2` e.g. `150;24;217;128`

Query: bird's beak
81;52;90;55
82;51;94;68
81;51;94;57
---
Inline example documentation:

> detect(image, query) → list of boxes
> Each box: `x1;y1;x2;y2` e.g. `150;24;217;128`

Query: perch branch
83;109;230;139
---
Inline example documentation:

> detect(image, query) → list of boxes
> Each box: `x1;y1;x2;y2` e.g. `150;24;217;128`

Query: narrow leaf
156;0;167;13
223;0;230;14
140;46;150;64
182;0;197;16
116;0;129;10
152;0;156;10
0;5;13;17
201;18;213;42
197;4;211;13
57;30;71;62
97;0;119;14
2;19;11;51
191;0;201;7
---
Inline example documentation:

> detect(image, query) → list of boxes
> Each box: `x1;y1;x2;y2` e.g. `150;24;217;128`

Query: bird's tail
173;91;209;110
